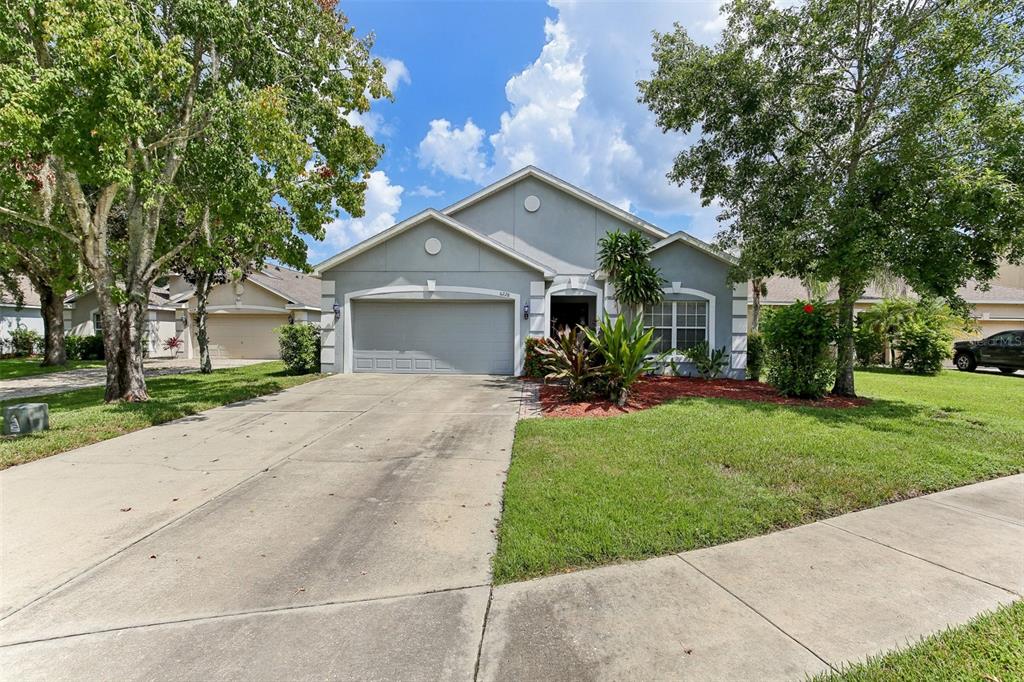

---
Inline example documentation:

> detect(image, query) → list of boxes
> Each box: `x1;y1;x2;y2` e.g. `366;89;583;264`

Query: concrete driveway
0;373;522;680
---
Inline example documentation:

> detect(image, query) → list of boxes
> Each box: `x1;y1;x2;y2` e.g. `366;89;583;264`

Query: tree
1;0;387;400
597;230;664;313
0;156;79;365
640;0;1024;396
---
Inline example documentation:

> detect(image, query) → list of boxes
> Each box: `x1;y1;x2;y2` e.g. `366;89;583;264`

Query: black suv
953;330;1024;375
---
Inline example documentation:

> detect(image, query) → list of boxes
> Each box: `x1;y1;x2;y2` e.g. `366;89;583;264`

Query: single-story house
0;276;47;350
167;265;321;360
65;265;321;360
315;166;748;378
750;266;1024;339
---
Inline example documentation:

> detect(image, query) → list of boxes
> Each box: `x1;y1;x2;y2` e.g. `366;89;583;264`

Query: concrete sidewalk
0;358;265;402
478;474;1024;680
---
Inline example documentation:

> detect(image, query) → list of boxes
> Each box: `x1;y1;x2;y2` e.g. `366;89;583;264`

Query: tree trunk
832;279;860;398
98;289;150;402
751;277;763;332
196;272;213;374
37;284;66;366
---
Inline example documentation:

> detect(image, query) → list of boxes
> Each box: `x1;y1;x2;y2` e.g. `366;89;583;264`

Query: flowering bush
761;300;837;398
523;336;551;379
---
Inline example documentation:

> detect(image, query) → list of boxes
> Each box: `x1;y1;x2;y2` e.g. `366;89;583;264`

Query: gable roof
752;275;1024;306
246;265;321;310
314;208;556;277
442;166;671;241
1;276;42;308
648;231;739;266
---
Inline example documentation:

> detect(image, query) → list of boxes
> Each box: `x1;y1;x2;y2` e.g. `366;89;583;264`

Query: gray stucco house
315;166;748;378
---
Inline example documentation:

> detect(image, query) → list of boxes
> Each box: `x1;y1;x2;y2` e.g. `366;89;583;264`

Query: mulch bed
535;375;870;418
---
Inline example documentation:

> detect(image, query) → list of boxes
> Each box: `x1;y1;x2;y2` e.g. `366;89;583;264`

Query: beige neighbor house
749;262;1024;339
167;265;321;360
65;265;320;360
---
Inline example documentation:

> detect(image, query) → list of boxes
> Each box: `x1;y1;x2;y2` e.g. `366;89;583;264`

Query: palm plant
536;326;602;400
584;314;660;406
597;230;664;312
859;297;917;365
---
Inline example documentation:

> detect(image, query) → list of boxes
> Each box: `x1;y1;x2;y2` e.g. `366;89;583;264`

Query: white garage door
352;300;513;374
205;313;287;359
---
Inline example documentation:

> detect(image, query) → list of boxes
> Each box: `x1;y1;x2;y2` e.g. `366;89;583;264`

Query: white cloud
382;58;411;93
410;185;444;199
414;1;729;239
322;170;404;251
417;118;492;183
344;110;391;138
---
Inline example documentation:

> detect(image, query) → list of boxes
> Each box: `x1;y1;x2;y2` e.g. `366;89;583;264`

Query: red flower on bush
803;304;815;314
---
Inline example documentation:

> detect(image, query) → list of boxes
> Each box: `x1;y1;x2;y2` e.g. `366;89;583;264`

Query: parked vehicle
953;330;1024;374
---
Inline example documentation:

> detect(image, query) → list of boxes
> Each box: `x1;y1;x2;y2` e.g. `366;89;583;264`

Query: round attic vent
524;195;541;212
424;237;442;255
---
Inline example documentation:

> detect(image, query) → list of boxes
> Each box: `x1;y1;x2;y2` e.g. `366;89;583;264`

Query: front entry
549;295;596;336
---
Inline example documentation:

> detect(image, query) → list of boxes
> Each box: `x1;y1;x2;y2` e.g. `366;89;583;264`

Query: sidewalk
0;358;265;402
478;474;1023;680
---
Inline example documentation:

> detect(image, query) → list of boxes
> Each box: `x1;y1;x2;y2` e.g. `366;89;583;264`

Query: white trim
442;166;670;240
342;285;523;375
0;303;42;310
544;281;604;338
314;209;555;277
284;304;319;311
200;305;290;314
648;232;739;266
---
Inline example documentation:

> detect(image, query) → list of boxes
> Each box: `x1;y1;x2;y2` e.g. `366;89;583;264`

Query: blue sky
313;0;729;263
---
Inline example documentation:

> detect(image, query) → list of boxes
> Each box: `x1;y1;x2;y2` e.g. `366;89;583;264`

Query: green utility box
3;403;49;436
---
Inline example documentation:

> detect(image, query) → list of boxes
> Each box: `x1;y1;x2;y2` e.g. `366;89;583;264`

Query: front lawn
814;600;1024;681
494;369;1024;583
0;357;105;380
0;361;320;469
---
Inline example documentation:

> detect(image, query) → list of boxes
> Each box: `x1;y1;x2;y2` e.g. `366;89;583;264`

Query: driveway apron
0;373;521;681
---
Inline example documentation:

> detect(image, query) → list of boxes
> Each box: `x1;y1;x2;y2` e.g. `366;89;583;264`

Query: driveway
0;374;522;680
0;358;267;402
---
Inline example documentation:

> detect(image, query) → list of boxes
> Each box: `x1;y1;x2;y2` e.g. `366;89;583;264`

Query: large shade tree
640;0;1024;396
0;0;387;400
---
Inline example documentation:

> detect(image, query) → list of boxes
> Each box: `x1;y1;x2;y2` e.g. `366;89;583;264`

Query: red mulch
535;375;870;418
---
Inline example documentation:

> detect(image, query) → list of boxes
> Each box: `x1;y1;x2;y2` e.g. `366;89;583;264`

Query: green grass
813;600;1024;681
0;361;320;469
494;369;1024;583
0;357;106;380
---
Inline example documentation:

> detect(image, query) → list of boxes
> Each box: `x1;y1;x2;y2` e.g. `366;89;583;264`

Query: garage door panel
352;301;513;375
205;314;286;359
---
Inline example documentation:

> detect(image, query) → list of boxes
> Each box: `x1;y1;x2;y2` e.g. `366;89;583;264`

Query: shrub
761;301;837;399
683;342;730;379
536;326;602;400
275;322;321;375
746;332;765;380
854;315;885;366
894;300;955;375
584;314;660;406
523;336;551;379
163;336;185;355
66;334;105;360
9;327;41;356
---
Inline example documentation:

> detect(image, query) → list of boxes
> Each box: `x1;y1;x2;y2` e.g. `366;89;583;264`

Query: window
643;300;708;354
92;312;103;334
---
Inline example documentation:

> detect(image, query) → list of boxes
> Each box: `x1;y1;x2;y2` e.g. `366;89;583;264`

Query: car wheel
998;367;1017;375
954;353;976;372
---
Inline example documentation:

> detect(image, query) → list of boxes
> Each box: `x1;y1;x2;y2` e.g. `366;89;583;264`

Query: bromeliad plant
584;314;661;406
536;326;603;400
682;342;730;379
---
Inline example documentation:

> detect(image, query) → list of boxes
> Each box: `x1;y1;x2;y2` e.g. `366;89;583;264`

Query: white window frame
92;311;103;334
643;300;709;354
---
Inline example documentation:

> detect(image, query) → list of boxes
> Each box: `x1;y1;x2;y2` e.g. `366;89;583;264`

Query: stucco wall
448;176;656;275
0;305;45;347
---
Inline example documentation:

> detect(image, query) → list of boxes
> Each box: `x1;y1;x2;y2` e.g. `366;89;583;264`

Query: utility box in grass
3;403;49;436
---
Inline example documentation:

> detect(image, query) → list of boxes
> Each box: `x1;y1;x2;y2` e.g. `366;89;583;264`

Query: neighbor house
167;264;321;360
315;166;748;377
0;276;47;350
750;265;1024;339
65;265;321;360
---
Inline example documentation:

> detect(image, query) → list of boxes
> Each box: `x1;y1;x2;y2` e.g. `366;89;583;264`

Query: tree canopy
640;0;1024;396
